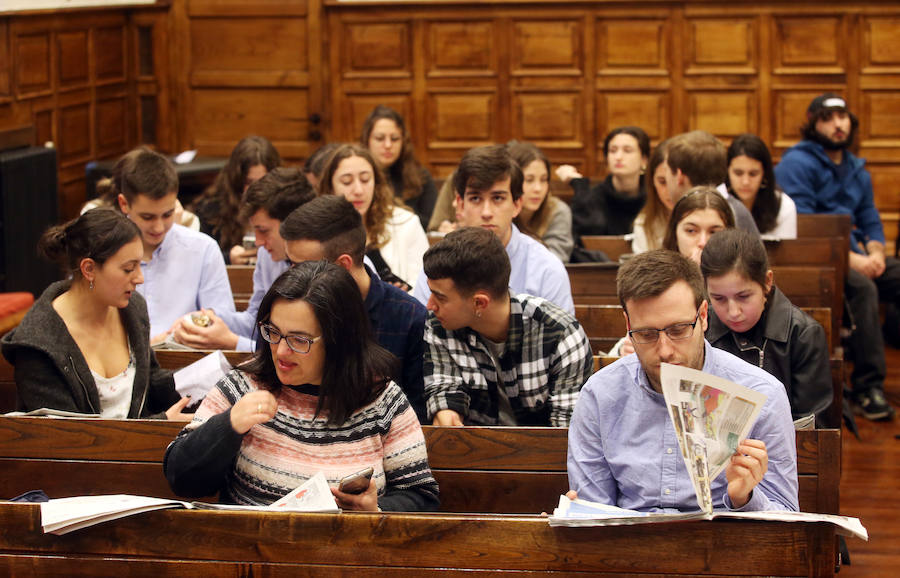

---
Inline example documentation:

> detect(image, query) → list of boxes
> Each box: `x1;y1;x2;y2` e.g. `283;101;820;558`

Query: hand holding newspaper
549;363;868;541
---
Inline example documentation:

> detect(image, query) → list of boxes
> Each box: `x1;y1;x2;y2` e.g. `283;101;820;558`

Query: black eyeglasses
628;311;701;345
258;322;321;354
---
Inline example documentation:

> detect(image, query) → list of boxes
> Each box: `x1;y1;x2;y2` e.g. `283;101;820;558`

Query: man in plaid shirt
423;227;592;426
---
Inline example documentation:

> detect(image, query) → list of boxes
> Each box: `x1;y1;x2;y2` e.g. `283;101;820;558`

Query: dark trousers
846;256;900;394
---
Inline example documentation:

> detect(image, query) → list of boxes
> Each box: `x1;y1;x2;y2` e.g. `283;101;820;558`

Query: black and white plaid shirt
424;293;593;426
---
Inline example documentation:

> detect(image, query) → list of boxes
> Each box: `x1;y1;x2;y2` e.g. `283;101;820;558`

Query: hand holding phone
338;467;374;495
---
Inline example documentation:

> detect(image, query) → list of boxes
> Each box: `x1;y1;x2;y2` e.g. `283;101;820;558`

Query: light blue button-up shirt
137;224;234;338
412;224;574;314
567;341;799;512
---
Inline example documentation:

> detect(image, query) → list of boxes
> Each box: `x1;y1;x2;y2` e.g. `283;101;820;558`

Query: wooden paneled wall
325;0;900;252
0;4;172;219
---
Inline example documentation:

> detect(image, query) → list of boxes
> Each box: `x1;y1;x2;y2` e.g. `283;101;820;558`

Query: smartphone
338;467;374;494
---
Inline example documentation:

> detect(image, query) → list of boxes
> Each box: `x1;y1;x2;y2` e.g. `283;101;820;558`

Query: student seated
164;262;439;511
557;126;650;241
361;105;438;229
280;195;429;423
107;147;234;342
192;135;281;264
1;209;190;420
508;140;573;262
631;139;673;253
611;188;735;356
413;144;574;314
174;168;315;351
423;227;592;427
726;134;797;240
319;144;429;292
664;130;760;236
567;250;799;512
701;229;831;421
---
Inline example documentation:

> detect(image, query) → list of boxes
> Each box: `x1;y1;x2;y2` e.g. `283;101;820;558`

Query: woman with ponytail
1;209;191;419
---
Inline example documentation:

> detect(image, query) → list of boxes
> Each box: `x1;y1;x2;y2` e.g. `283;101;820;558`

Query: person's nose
133;268;144;286
276;338;293;357
656;332;676;361
481;202;494;220
426;295;438;312
697;231;711;250
352;179;366;195
254;234;265;248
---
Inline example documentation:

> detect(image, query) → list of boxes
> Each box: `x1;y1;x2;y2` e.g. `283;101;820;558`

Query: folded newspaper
549;363;868;541
40;472;340;535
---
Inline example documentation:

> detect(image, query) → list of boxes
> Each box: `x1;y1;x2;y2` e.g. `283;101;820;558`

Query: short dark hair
423;227;510;299
603;126;651;159
666;131;727;188
700;228;769;290
662;187;735;252
240;167;315;222
302;142;341;183
280;195;366;266
242;261;398;425
96;146;178;205
617;249;706;314
726;134;780;234
39;208;141;277
454;144;524;201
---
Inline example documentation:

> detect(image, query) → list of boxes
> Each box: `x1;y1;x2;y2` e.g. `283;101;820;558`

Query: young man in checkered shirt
423;226;592;426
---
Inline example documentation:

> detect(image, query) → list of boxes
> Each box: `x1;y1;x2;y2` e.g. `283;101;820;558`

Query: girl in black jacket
700;228;832;422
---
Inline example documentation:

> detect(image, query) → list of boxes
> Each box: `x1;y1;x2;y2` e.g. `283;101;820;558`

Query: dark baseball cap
807;93;848;118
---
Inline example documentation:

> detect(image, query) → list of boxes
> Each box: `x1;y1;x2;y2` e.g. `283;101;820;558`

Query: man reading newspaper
567;250;798;512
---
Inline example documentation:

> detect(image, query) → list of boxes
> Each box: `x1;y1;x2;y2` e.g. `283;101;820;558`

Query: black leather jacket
705;286;832;420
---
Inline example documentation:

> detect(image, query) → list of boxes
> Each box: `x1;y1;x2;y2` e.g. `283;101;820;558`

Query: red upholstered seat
0;292;34;334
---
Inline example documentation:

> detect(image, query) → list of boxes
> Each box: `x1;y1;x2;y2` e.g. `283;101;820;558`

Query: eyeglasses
628;311;701;345
258;322;322;354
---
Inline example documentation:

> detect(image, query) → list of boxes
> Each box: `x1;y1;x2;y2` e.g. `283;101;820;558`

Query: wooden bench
154;349;250;370
0;502;837;576
797;213;852;240
0;418;840;516
0;356;14;414
226;265;254;311
581;235;632;261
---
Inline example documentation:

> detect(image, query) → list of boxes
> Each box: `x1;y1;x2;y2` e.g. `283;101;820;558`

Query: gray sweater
1;281;179;418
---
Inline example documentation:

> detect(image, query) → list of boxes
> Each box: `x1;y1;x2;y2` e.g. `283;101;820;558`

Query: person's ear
622;310;631;331
334;253;354;272
117;193;130;214
80;258;96;284
699;300;709;332
764;269;774;295
472;291;491;318
511;196;524;218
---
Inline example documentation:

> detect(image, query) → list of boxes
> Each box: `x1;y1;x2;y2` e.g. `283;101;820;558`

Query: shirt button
664;488;671;495
666;448;673;454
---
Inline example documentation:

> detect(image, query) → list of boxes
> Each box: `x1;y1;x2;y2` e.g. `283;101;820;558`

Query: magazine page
41;495;191;535
548;495;707;527
660;363;767;513
194;472;340;513
174;350;232;401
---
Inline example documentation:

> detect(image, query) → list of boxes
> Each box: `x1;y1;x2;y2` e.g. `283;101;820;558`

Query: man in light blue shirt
567;250;798;512
112;147;234;342
174;168;314;351
412;145;573;314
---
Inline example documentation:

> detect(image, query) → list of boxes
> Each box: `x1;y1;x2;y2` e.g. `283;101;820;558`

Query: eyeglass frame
627;310;702;345
258;322;322;354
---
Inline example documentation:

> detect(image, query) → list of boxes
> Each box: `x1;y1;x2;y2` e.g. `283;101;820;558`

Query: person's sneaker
852;389;896;421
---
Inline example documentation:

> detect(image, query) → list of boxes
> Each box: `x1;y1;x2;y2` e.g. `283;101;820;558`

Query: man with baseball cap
775;93;896;421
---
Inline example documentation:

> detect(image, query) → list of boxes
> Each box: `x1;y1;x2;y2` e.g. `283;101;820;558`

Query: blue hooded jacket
775;139;884;254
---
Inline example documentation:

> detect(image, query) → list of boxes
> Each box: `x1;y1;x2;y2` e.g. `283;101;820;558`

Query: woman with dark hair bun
164;261;439;511
701;228;830;421
557;126;650;242
1;209;189;419
193;135;282;264
361;105;438;228
726;134;797;240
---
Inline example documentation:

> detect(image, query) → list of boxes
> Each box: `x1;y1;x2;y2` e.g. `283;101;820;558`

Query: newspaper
660;363;765;513
548;363;868;541
40;473;341;534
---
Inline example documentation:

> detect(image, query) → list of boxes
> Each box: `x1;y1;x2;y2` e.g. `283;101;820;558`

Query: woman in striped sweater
164;261;439;511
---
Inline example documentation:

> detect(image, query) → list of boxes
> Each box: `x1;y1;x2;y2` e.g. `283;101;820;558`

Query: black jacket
569;174;647;243
705;286;832;420
1;281;179;418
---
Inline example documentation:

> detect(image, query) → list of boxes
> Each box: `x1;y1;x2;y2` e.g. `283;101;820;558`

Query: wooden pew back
0;418;839;516
227;265;254;311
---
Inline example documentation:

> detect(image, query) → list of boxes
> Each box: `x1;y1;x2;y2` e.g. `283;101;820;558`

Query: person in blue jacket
775;93;896;421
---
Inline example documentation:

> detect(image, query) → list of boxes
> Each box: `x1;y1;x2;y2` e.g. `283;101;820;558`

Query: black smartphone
338;467;374;494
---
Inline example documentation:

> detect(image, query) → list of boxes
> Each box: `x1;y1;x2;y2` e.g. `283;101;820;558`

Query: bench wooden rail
226;264;254;311
0;418;840;517
0;503;837;576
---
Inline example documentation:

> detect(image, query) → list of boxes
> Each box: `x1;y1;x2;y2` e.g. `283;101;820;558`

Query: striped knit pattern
181;370;438;506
